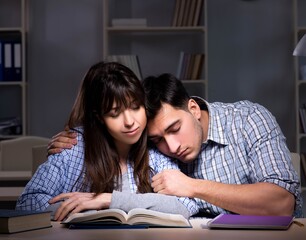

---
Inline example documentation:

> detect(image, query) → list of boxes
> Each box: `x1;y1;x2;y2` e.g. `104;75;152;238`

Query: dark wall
27;0;296;150
207;0;295;150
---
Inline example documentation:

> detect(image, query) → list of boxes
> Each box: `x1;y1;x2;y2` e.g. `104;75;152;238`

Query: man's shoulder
190;96;262;113
210;100;269;116
207;100;275;134
210;100;255;108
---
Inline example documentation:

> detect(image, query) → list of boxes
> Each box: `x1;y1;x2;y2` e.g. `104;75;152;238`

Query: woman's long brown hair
67;61;152;193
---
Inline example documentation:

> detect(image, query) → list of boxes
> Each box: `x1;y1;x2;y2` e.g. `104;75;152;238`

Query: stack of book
301;153;306;183
299;103;306;133
176;52;205;80
172;0;204;27
105;55;142;80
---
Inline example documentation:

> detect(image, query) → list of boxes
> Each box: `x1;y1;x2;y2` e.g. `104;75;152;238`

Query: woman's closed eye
107;108;121;118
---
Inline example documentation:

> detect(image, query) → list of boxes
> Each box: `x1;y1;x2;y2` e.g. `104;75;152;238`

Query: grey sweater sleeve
109;191;191;219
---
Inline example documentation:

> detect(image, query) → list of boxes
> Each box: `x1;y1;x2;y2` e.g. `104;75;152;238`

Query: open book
62;208;191;228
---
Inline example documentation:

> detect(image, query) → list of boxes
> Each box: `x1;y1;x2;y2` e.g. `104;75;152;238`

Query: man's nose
165;136;180;154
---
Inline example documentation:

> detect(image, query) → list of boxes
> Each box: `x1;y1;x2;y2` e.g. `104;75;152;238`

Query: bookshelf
293;0;306;189
0;0;27;139
102;0;208;99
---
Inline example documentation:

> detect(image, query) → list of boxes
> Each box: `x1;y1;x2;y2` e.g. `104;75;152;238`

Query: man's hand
47;131;78;155
151;169;194;198
49;192;112;221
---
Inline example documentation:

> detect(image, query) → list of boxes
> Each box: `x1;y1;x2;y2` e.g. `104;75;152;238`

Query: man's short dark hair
142;73;190;120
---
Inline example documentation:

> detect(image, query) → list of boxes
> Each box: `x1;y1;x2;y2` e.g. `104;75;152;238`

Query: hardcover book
0;209;52;234
207;214;294;230
62;208;191;228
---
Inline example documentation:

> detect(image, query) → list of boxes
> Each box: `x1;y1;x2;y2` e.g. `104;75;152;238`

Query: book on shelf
172;0;181;26
176;51;185;78
193;0;204;26
186;53;196;79
187;0;198;26
111;18;147;27
0;41;3;81
176;52;204;80
0;33;22;82
299;104;306;133
105;55;142;80
172;0;203;27
301;153;306;181
13;42;22;81
181;0;192;27
181;52;191;80
176;0;186;27
0;209;52;234
62;208;191;229
207;214;294;230
191;53;205;79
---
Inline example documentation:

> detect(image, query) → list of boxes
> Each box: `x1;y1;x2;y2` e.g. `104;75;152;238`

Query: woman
15;62;198;221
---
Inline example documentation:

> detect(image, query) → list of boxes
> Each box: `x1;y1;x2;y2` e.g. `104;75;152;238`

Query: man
48;73;302;217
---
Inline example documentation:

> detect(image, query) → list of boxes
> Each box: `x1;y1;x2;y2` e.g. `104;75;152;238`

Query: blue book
207;214;294;230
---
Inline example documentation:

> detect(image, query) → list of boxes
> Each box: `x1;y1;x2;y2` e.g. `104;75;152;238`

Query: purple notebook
207;214;294;230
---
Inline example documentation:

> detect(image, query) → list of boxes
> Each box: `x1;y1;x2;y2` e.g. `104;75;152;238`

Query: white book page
63;209;128;224
127;208;189;226
189;217;212;229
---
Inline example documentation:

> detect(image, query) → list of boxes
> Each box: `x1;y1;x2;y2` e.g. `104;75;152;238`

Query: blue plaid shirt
180;98;302;217
15;128;199;216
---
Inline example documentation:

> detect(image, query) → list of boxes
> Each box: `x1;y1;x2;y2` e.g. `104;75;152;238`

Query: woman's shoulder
148;147;179;170
148;147;166;159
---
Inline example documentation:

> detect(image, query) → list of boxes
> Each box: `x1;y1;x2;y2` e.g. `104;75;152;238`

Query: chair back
32;144;48;175
0;136;50;171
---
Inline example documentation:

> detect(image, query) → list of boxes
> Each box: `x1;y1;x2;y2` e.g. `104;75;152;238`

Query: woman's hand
49;192;112;221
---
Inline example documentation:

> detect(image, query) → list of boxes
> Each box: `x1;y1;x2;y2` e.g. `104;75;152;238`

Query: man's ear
188;99;201;120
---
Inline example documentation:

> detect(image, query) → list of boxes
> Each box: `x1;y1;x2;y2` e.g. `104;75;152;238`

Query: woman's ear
188;99;201;120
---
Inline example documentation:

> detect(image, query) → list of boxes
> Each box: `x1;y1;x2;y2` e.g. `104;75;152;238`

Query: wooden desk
0;218;305;240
